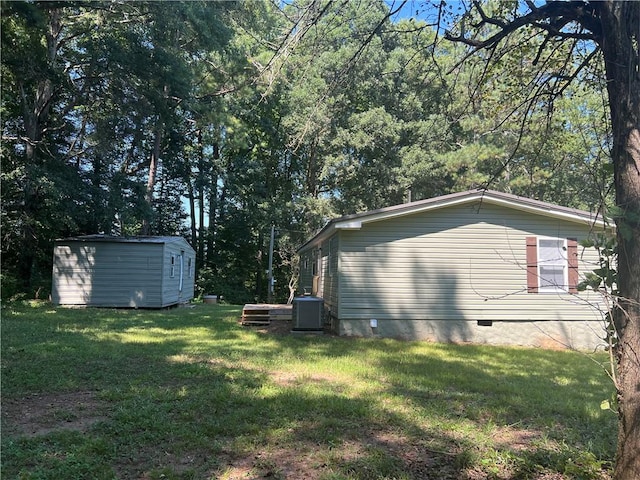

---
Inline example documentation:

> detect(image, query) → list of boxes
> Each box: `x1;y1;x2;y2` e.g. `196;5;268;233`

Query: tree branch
445;1;598;51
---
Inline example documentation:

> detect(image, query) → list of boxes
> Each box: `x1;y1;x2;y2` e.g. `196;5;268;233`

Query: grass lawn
1;302;616;479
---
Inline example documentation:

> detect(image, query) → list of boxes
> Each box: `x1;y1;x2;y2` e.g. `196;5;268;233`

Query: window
170;254;176;278
526;236;578;293
188;257;193;278
538;238;567;292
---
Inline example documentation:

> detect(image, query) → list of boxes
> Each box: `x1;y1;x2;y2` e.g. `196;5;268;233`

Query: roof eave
296;190;610;253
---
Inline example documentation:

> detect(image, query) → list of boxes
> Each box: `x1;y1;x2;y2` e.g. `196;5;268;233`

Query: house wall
326;235;339;311
298;235;340;328
334;202;608;350
299;250;315;295
52;238;196;308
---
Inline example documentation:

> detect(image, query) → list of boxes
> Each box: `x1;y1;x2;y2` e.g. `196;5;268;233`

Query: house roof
297;189;609;252
56;234;194;249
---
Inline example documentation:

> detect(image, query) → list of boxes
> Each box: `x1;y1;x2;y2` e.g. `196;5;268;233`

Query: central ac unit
292;296;324;331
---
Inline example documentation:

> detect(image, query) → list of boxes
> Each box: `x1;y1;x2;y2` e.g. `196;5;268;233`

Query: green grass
1;301;616;479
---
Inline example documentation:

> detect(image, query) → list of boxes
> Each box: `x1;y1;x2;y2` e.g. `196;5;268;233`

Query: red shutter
567;238;578;293
526;236;538;293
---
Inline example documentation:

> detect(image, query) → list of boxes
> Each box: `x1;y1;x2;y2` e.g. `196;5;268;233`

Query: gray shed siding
299;197;609;350
52;237;195;308
160;240;196;306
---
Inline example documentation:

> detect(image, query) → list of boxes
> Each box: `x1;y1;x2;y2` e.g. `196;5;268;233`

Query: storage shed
298;190;612;350
52;235;196;308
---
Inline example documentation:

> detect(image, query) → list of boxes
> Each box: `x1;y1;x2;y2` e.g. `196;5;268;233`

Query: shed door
179;250;184;295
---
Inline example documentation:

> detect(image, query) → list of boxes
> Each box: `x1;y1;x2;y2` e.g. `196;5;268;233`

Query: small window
538;238;567;292
170;254;176;278
188;257;193;278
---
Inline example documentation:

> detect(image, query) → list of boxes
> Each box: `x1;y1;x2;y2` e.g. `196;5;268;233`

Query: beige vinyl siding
323;235;339;315
298;236;340;317
338;202;605;323
298;250;315;295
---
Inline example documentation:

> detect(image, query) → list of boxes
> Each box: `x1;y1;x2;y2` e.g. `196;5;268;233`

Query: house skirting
335;318;606;351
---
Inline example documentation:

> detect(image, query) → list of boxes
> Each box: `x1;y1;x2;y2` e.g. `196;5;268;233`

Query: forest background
1;0;612;305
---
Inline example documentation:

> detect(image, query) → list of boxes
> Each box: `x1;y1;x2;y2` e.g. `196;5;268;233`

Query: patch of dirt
1;390;107;438
214;447;327;480
211;428;463;480
270;370;345;388
492;426;543;452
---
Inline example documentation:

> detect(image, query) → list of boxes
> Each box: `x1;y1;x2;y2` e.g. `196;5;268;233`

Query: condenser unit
292;296;324;331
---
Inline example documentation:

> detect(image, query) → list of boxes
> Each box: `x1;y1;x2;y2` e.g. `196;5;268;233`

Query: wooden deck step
241;304;292;325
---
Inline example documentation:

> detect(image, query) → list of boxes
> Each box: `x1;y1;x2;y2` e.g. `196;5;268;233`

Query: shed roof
56;234;194;249
298;189;609;252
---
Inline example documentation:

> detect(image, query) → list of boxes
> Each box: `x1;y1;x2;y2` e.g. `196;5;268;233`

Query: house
297;190;612;350
52;235;196;308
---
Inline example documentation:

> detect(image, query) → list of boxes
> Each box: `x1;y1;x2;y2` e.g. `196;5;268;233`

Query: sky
386;0;467;25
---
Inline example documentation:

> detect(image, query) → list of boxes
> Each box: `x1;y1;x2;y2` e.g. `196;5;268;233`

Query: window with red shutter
526;237;578;293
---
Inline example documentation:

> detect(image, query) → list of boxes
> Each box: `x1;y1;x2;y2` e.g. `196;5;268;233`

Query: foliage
1;0;614;304
579;233;619;356
441;3;639;478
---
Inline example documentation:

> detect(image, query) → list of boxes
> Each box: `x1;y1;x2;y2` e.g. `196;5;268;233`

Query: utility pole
267;225;275;303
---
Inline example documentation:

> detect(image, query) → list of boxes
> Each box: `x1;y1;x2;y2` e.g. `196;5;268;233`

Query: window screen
538;238;567;291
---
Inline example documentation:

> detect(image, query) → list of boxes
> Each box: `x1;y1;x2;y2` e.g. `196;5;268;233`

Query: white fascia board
333;220;363;229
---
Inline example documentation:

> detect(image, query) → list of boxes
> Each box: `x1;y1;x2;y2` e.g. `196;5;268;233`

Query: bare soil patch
212;430;462;480
492;426;543;451
1;390;108;438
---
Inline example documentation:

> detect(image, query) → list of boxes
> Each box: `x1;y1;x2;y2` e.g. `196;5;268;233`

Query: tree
1;1;90;294
442;2;639;478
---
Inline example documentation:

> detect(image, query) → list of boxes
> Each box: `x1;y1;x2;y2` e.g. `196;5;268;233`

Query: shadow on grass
1;302;616;479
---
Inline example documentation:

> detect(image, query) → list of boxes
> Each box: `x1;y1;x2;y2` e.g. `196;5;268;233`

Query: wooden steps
241;304;292;325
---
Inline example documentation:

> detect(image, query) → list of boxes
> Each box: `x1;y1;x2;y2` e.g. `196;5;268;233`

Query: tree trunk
142;118;163;235
17;7;63;289
197;130;206;266
22;7;61;162
186;165;197;249
206;167;218;266
599;3;640;480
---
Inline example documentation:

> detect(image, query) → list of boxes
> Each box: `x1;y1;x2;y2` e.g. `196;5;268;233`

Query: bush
1;273;20;301
196;267;256;305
